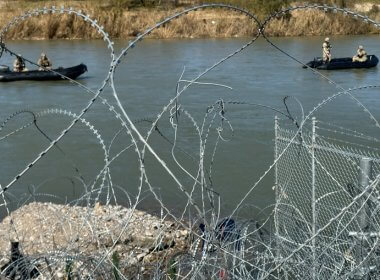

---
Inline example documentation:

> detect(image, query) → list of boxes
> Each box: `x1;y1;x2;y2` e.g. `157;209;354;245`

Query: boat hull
0;64;87;82
304;55;378;70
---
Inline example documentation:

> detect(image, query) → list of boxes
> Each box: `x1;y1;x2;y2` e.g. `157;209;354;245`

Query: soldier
352;45;368;62
13;54;26;72
37;52;52;70
322;37;332;63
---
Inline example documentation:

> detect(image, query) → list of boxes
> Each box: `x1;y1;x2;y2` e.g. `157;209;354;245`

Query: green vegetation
112;251;121;280
167;256;177;279
65;259;73;280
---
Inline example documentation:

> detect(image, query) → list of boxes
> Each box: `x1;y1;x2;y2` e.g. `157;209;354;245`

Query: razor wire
0;2;379;279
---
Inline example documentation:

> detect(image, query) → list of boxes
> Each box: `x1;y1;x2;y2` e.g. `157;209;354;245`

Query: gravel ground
0;202;190;279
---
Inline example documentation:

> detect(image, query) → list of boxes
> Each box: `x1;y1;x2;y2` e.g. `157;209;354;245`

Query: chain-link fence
275;117;380;279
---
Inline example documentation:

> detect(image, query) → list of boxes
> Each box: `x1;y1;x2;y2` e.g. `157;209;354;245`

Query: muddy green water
0;35;379;219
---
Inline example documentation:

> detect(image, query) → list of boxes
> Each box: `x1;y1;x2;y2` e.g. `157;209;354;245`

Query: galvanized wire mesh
275;118;380;279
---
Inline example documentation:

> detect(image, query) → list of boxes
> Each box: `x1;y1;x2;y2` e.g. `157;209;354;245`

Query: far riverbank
0;1;379;40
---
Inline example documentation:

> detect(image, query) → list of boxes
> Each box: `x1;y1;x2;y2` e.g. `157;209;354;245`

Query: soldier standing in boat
352;45;368;62
37;52;52;70
13;54;27;72
322;37;332;63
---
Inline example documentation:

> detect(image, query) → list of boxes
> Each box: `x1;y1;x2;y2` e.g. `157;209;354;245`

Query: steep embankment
0;1;379;39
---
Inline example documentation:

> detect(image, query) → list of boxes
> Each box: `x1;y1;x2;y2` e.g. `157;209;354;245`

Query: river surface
0;35;379;219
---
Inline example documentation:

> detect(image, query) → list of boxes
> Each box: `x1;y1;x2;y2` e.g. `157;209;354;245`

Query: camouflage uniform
322;38;332;63
352;46;367;62
13;56;25;72
38;53;52;70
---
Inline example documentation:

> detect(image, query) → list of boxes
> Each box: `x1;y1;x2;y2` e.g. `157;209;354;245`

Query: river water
0;35;379;219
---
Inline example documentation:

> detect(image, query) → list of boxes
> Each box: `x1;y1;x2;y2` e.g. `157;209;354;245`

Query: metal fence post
274;116;279;228
358;158;372;232
311;117;317;280
349;157;373;279
356;158;373;279
274;116;281;276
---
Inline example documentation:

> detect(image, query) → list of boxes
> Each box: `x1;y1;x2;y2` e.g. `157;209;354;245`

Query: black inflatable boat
0;63;87;82
303;55;378;70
